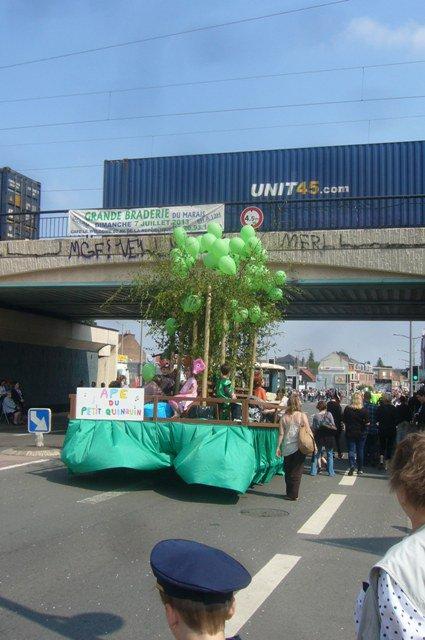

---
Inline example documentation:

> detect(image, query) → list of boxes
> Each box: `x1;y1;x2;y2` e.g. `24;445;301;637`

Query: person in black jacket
376;394;397;469
327;391;343;458
342;392;370;475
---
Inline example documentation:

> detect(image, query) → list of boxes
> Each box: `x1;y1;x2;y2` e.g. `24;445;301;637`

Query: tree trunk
201;286;212;399
248;332;258;395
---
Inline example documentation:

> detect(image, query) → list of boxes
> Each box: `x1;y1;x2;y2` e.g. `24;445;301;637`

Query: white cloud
345;17;425;52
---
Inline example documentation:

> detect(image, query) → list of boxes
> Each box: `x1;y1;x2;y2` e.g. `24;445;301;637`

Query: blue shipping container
103;140;425;232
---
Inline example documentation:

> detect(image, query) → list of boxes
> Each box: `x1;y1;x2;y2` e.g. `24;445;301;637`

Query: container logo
240;206;264;229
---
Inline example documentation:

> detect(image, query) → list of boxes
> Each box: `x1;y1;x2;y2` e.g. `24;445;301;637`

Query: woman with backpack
310;400;337;476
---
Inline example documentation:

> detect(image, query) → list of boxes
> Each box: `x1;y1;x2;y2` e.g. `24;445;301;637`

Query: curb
1;447;61;458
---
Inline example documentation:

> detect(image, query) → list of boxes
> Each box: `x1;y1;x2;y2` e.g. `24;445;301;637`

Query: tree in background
306;350;319;374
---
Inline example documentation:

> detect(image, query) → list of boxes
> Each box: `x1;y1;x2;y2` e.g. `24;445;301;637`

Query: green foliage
130;224;288;383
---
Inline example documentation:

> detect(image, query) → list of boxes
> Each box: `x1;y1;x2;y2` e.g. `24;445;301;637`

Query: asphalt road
0;404;406;640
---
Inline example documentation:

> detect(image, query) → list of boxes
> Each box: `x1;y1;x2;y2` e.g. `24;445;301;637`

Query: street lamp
393;323;421;395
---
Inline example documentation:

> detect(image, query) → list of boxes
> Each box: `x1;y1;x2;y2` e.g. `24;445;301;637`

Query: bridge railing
1;194;424;240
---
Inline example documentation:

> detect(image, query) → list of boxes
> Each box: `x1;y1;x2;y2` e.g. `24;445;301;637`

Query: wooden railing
68;394;280;429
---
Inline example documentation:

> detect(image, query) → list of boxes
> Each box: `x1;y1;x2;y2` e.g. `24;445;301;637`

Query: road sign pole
35;433;44;447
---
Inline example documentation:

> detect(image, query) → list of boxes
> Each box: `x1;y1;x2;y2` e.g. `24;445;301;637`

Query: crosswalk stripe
0;459;49;471
339;470;357;486
226;554;301;637
297;493;347;535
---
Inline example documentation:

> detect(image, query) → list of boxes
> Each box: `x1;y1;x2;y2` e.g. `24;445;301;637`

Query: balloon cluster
167;222;287;332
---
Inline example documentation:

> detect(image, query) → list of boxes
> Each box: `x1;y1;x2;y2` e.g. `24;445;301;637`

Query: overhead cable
0;56;423;106
2;92;425;133
0;1;349;71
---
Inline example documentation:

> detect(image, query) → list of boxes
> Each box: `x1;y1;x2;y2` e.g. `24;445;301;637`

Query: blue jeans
346;434;367;470
310;446;335;476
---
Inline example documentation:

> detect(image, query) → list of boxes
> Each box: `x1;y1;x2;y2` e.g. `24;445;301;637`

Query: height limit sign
240;206;264;229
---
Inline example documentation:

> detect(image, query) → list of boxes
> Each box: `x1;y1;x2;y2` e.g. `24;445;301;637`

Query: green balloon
218;255;237;276
203;253;218;269
234;308;248;323
240;225;256;242
172;257;188;276
182;294;202;313
170;248;182;262
248;305;262;323
275;270;287;285
200;232;216;253
142;362;156;383
207;221;223;238
173;226;187;248
185;236;200;258
229;236;246;255
165;318;178;335
211;238;230;258
268;287;283;302
247;236;262;253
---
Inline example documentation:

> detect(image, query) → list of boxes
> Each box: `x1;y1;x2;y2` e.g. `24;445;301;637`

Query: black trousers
379;430;396;460
284;450;306;500
334;428;343;456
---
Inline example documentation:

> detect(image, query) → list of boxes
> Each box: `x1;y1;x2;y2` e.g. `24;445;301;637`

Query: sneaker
357;469;364;475
348;467;355;476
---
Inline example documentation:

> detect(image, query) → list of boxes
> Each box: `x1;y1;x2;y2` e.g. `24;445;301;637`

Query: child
215;364;236;420
150;539;251;640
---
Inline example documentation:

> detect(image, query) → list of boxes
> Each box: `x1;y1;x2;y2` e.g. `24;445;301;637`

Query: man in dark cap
150;539;251;640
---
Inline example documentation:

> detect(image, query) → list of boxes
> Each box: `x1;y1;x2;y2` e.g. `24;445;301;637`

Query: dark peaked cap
150;539;252;604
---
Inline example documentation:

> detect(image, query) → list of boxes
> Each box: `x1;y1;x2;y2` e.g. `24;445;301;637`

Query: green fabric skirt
61;420;283;494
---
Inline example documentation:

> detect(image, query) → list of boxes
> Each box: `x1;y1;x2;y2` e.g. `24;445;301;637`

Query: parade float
62;223;288;493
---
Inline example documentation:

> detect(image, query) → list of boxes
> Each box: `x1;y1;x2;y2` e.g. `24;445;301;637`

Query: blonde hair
285;394;301;414
159;591;233;635
350;392;363;410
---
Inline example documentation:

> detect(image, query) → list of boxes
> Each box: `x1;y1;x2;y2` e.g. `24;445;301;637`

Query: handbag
318;411;337;432
298;421;316;455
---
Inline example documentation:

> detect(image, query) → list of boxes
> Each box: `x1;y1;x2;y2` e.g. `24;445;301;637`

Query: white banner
76;387;144;421
68;204;225;236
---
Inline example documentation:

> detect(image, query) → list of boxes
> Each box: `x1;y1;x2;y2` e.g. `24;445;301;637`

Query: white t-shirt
282;412;303;456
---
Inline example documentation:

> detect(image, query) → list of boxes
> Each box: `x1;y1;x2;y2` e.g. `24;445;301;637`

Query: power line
12;112;425;166
0;56;424;106
2;92;425;133
0;1;349;71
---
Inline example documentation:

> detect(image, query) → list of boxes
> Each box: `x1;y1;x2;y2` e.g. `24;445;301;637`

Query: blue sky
0;0;424;366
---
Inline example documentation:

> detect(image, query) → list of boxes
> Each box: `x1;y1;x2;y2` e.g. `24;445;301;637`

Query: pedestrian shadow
0;595;123;639
310;535;401;556
30;466;239;505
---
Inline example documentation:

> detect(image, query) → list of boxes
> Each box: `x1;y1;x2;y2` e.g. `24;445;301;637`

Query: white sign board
68;204;225;236
76;387;144;421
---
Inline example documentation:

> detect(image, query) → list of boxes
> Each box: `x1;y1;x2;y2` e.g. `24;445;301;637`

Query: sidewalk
0;412;68;464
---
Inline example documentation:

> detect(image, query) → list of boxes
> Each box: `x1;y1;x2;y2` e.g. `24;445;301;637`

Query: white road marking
0;459;49;471
297;493;347;535
339;470;357;486
77;483;150;504
226;554;301;637
77;490;132;504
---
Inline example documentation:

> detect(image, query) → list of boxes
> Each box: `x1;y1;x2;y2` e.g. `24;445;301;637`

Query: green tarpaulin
61;420;283;494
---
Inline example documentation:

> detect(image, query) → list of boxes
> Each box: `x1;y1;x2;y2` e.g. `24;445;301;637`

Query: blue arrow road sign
28;408;51;433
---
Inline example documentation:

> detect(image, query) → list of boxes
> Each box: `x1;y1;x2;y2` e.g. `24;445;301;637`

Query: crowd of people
275;386;425;502
0;379;26;425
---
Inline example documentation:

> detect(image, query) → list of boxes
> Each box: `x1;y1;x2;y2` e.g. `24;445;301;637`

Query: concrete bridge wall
0;309;118;408
0;227;423;284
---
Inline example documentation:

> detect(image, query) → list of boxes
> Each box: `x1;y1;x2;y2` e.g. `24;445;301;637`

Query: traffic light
412;365;419;382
